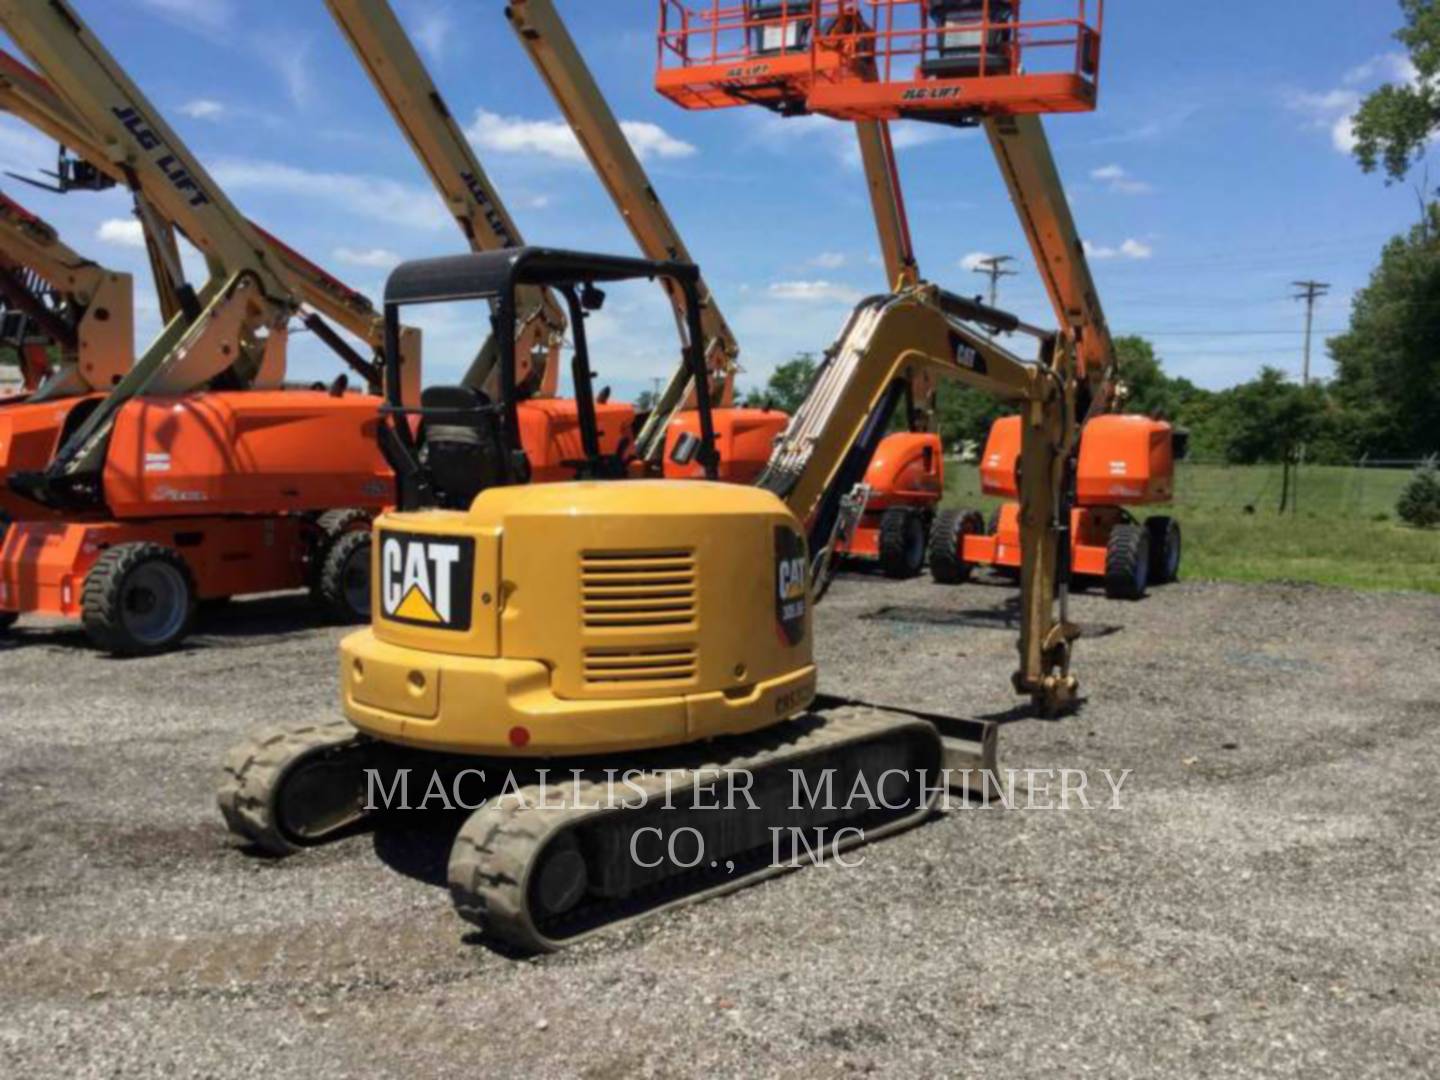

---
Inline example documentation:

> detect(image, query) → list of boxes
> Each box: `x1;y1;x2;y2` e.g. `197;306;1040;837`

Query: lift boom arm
855;121;920;290
0;189;132;396
0;45;416;396
325;0;564;397
985;114;1115;405
504;0;741;461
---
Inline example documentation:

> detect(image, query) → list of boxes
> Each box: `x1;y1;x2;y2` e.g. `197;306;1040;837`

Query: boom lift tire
81;542;197;655
309;508;373;619
877;507;927;579
1145;515;1181;585
1103;523;1150;601
0;521;13;632
928;507;984;585
315;530;373;623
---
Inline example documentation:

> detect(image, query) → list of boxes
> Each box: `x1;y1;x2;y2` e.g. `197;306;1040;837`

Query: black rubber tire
308;509;372;600
1145;516;1182;584
877;508;927;579
0;521;13;631
987;508;1001;537
82;543;197;655
928;507;985;585
316;529;372;623
315;508;372;539
1103;523;1151;601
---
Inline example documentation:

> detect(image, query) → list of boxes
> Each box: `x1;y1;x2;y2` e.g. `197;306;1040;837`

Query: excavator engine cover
341;479;817;756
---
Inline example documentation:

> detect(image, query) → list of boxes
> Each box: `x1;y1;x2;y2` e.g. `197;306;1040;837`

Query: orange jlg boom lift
0;0;421;652
657;1;1180;598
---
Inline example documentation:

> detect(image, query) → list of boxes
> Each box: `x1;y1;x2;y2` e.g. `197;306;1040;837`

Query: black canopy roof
384;247;700;307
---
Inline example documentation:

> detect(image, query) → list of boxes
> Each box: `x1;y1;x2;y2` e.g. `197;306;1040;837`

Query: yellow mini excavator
219;243;1078;952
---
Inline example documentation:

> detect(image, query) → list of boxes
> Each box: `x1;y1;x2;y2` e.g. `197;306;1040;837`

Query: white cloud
466;109;695;164
178;99;225;121
96;218;146;249
1343;52;1419;87
959;252;1000;271
265;39;314;108
209;159;450;231
1083;238;1152;261
139;0;233;32
525;194;552;210
768;280;863;304
1090;163;1152;195
0;117;56;175
1287;52;1429;157
334;247;403;270
809;252;847;269
411;8;452;62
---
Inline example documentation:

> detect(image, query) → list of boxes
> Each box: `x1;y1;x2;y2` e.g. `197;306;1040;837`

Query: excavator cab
378;247;721;512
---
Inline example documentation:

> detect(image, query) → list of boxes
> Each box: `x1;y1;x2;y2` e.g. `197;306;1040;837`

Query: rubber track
217;720;365;856
448;707;941;952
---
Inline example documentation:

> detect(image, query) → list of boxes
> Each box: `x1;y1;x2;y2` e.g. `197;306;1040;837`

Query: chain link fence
1176;457;1435;520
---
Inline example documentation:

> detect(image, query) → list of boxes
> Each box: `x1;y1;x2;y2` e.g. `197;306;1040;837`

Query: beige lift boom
503;0;742;462
325;0;566;398
0;46;416;398
0;189;132;398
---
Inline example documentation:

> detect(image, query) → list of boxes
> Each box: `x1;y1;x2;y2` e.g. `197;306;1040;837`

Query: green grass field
942;461;1440;594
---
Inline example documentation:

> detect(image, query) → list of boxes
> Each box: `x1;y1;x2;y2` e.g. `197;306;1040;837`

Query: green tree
1114;335;1209;420
745;352;818;413
934;382;1012;454
1327;203;1440;456
1206;367;1329;465
1351;1;1440;182
1398;461;1440;526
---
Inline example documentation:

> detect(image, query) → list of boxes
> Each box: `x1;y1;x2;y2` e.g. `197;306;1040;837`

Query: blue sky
0;1;1429;400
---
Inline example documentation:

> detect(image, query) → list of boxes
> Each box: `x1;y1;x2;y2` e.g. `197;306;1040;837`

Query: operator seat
417;385;512;510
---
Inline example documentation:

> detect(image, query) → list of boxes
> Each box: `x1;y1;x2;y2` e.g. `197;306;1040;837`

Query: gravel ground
1;574;1438;1078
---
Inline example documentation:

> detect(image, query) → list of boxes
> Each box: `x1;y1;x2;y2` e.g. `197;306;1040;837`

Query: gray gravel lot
1;574;1438;1078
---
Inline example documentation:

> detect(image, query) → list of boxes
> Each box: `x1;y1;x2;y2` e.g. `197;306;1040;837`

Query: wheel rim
341;543;371;617
121;561;188;646
1135;543;1150;593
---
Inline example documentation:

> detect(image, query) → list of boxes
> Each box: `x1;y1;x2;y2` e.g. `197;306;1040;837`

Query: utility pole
973;254;1018;309
1291;279;1330;386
